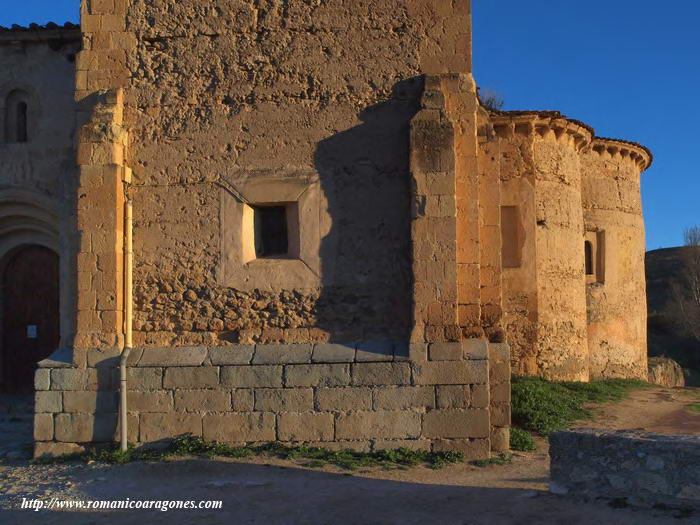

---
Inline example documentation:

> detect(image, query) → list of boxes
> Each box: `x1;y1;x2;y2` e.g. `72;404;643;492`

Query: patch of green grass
512;376;650;436
687;403;700;413
32;435;464;471
558;378;650;403
86;447;136;464
472;454;512;467
255;442;463;471
429;450;464;470
509;427;536;452
169;434;254;459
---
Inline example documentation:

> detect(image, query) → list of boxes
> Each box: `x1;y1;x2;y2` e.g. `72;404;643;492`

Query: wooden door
1;246;60;393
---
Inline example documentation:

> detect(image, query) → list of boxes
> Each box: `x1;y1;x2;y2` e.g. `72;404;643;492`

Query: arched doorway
1;245;59;393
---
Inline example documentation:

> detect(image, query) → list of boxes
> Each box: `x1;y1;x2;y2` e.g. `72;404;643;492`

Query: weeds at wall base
32;435;465;471
509;427;537;452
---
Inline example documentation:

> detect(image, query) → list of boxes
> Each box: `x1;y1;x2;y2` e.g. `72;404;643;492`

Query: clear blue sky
474;1;699;250
0;1;78;27
2;1;695;250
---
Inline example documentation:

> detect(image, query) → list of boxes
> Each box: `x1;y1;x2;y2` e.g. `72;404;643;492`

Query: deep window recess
501;206;522;268
254;206;288;258
585;240;594;276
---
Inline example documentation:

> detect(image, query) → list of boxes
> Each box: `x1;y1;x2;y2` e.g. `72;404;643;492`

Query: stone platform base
34;341;510;459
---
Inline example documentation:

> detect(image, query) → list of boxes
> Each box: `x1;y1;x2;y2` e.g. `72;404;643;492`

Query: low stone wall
648;357;685;388
34;341;510;459
550;429;700;508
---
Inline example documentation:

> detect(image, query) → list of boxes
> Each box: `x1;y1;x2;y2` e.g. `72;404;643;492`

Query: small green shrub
429;450;464;470
688;403;700;413
170;434;253;458
472;454;512;467
86;447;135;464
512;376;650;436
509;427;536;452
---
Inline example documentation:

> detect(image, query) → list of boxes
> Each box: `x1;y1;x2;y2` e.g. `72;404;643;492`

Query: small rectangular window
585;231;605;284
501;206;522;268
254;205;288;258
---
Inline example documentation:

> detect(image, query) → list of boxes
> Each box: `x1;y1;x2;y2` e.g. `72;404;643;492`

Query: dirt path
573;385;700;435
1;386;698;524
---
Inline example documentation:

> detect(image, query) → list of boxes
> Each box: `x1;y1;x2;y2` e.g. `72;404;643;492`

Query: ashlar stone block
285;364;350;387
278;413;334;442
254;388;313;412
336;411;421;440
422;409;490;439
221;366;283;388
163;366;218;389
203;413;275;443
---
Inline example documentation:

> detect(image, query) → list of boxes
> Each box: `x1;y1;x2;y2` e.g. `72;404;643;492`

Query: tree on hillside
672;226;700;341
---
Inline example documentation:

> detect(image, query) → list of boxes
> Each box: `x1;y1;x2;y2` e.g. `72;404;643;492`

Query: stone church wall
491;113;650;382
21;0;650;455
0;28;79;197
492;118;540;377
33;0;513;458
0;27;81;387
491;113;593;381
582;138;650;380
122;0;472;347
530;122;590;381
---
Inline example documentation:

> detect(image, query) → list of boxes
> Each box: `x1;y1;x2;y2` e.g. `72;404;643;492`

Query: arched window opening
584;240;594;276
4;90;30;143
16;102;27;143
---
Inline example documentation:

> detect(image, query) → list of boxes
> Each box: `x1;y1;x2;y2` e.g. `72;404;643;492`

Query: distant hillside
646;247;699;382
646;247;686;312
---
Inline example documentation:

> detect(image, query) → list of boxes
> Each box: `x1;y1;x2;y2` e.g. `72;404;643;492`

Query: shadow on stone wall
312;77;423;349
92;364;121;443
